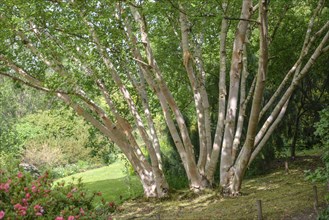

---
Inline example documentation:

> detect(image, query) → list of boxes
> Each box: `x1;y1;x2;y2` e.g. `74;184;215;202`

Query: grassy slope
56;161;143;203
114;155;327;219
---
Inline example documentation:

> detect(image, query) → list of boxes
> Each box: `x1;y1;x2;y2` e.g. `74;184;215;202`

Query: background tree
0;76;50;164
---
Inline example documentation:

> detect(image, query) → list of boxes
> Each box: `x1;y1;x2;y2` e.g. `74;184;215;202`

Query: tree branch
224;16;260;24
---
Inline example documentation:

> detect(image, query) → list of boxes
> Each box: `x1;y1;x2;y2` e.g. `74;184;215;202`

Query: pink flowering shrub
0;168;116;219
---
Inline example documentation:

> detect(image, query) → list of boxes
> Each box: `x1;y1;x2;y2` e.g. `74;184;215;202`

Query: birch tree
0;0;328;197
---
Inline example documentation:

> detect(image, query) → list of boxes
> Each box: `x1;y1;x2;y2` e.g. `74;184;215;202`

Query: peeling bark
179;4;207;176
220;0;252;188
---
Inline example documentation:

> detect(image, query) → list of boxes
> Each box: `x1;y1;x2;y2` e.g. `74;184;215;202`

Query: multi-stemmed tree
1;0;328;197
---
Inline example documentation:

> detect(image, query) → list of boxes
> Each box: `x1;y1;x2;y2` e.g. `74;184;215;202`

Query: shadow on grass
113;156;327;219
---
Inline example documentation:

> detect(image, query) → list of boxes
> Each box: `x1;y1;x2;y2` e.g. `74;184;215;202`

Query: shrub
24;143;65;168
0;153;20;174
16;108;116;169
16;109;96;166
0;167;116;219
306;108;329;219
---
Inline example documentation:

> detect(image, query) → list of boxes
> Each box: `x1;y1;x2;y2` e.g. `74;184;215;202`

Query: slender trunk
193;32;212;166
205;2;228;184
126;71;169;196
291;113;301;160
226;0;268;195
232;32;250;161
249;99;290;166
220;0;252;188
179;4;208;177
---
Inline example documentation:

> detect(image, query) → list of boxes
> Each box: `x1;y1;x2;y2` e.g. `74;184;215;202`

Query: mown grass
55;161;143;204
113;156;327;219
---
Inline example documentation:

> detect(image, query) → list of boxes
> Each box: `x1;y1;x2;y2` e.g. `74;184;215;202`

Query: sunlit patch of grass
55;161;143;204
55;161;126;183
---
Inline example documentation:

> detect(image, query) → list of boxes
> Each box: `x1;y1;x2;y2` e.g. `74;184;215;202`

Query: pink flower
55;217;64;220
34;204;44;216
0;180;11;193
79;208;85;215
66;192;73;198
0;211;5;219
3;183;10;192
14;204;27;216
14;203;22;210
17;172;23;178
32;185;37;193
109;202;115;208
68;216;75;220
34;204;42;211
26;193;31;199
19;210;27;216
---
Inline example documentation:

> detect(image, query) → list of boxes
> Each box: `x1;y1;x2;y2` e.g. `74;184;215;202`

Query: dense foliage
0;78;48;165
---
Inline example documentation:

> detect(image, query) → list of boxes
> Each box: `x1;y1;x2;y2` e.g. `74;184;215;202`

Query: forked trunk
221;0;268;195
219;0;252;188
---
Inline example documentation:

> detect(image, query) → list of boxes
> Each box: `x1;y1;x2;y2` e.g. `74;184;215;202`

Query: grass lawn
56;151;327;219
113;155;328;219
55;161;143;204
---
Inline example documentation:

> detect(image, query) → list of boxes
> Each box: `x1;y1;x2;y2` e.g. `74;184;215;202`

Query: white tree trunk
179;4;208;177
220;0;252;188
205;1;229;184
227;0;269;195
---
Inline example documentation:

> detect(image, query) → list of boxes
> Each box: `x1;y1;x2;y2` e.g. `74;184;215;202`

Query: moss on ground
113;156;327;219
